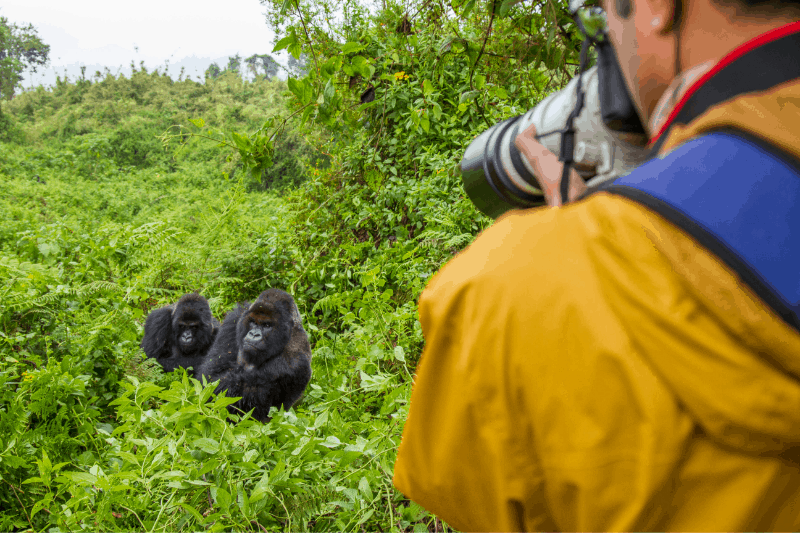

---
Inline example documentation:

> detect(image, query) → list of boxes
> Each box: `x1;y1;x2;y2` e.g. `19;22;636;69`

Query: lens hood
461;117;545;219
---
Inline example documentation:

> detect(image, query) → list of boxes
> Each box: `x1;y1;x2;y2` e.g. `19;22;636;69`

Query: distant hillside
2;68;317;190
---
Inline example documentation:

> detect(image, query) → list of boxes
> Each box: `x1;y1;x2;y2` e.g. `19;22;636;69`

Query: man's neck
647;60;716;137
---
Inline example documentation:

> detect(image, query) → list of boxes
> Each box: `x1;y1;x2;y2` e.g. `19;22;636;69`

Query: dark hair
734;0;800;6
709;0;800;17
615;0;633;18
669;0;800;31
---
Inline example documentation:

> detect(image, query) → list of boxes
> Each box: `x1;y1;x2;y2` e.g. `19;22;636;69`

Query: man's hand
514;123;587;207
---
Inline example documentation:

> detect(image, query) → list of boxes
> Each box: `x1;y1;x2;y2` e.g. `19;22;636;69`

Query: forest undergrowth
0;0;584;529
0;66;478;532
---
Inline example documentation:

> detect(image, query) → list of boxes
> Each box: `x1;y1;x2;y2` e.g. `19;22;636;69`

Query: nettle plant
260;0;583;154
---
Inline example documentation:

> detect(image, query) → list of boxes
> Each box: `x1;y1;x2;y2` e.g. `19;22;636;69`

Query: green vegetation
0;0;583;529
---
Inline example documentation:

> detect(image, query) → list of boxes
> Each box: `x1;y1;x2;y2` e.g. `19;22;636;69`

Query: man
392;0;800;529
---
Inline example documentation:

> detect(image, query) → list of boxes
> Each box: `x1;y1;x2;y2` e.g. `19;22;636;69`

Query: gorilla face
235;293;292;367
172;295;216;357
141;293;219;377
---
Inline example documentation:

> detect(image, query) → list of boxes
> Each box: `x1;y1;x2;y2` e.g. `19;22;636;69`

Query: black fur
199;289;312;422
140;293;219;377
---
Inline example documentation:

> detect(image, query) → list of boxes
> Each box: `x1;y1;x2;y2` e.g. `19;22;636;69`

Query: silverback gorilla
199;289;312;423
140;293;219;377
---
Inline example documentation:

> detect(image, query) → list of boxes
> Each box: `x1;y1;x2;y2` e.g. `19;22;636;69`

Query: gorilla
140;293;219;377
199;289;312;423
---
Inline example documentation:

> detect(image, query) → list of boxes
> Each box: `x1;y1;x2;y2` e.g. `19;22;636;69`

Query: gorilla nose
181;331;193;343
246;330;262;342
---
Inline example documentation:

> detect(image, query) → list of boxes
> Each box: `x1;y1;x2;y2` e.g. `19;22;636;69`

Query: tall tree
245;53;280;80
205;62;222;79
0;16;50;100
226;53;242;74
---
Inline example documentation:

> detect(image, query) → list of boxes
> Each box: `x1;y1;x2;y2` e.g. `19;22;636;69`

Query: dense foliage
0;0;584;529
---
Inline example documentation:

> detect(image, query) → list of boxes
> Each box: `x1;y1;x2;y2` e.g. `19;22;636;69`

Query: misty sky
2;0;281;87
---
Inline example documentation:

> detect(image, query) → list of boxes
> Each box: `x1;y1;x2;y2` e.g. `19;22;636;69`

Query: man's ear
646;0;681;34
661;0;682;33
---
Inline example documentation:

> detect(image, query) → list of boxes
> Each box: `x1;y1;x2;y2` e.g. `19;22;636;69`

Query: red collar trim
648;19;800;146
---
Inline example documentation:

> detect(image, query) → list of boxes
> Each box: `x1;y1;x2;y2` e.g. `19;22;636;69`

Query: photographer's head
601;0;800;135
461;0;799;216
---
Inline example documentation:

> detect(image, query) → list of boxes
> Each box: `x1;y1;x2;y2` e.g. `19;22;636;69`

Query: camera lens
460;116;544;219
460;66;650;220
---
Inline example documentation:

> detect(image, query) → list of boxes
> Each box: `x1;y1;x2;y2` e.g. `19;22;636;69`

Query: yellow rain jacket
394;21;800;531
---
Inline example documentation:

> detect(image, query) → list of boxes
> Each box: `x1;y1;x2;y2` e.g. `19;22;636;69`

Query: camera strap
558;37;592;204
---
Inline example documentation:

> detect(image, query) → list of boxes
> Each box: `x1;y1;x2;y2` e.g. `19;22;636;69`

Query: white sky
1;0;281;87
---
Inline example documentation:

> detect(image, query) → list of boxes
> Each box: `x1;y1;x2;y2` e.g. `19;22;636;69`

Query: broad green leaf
432;102;443;120
314;410;329;428
491;86;509;99
63;472;97;485
179;503;205;523
250;486;267;503
231;131;252;152
357;508;376;525
462;0;476;16
499;0;518;17
359;476;373;500
214;486;232;510
301;105;315;124
423;79;434;96
413;521;430;532
459;90;479;104
287;77;313;105
351;55;372;78
272;32;297;53
321;435;342;448
322;56;343;78
278;0;294;15
288;41;302;60
394;346;406;362
342;42;366;54
324;79;335;103
31;496;52;519
116;451;139;465
553;47;563;68
194;438;220;454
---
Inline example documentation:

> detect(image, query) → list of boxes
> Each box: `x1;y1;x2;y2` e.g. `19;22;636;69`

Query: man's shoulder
601;129;800;331
422;193;675;308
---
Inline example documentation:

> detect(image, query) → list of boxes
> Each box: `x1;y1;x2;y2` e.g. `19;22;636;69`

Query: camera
460;65;651;219
460;0;654;219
